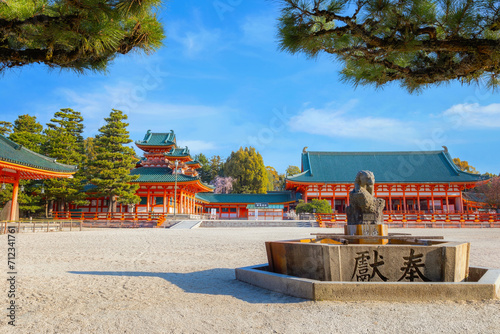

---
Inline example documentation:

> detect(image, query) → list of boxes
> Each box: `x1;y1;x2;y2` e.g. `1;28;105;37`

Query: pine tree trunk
108;195;114;214
48;200;53;217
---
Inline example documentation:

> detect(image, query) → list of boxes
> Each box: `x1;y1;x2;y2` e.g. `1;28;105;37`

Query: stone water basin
235;236;500;301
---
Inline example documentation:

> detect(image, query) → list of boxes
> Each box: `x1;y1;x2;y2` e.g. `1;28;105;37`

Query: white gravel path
1;227;499;334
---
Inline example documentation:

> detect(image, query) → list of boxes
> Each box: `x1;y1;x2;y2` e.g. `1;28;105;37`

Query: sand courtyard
1;227;499;333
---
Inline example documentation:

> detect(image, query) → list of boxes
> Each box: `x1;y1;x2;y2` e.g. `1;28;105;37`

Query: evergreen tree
208;155;224;181
9;114;45;153
43;109;88;214
0;121;12;135
82;136;97;180
89;109;139;212
224;147;268;194
266;166;280;191
286;165;301;176
277;0;500;92
0;0;164;74
4;114;46;216
194;153;211;184
296;199;332;214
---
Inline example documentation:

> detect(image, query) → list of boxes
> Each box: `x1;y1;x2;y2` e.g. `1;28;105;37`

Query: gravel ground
1;227;499;334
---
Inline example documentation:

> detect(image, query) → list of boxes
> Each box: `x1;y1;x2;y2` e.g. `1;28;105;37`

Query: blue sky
1;0;500;175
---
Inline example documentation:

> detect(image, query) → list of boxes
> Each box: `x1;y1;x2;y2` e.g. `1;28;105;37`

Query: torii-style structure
0;135;77;221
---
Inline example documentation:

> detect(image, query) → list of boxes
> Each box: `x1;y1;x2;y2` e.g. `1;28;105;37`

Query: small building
195;192;296;219
286;148;487;214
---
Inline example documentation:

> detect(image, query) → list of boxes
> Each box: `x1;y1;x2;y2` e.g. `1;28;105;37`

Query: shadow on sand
68;268;305;304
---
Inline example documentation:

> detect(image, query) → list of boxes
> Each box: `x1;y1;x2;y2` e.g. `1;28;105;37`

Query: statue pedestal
344;224;388;244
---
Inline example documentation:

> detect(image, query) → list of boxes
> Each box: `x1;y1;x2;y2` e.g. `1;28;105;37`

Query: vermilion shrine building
78;131;295;219
285;149;486;214
2;130;488;220
0;135;77;221
77;130;486;218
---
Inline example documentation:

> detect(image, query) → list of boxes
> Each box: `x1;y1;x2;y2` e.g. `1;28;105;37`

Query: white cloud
50;84;251;159
442;103;500;128
177;140;216;153
167;17;223;58
240;14;276;46
288;102;419;143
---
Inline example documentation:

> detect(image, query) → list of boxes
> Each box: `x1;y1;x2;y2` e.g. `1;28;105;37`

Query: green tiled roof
288;150;488;184
135;130;176;146
130;167;199;183
165;147;190;157
196;192;295;204
463;192;486;203
0;135;77;173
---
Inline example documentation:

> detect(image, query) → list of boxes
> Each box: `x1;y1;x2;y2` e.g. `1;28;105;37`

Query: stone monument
345;170;388;241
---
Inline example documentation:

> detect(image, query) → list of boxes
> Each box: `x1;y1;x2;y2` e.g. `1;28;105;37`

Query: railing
51;211;161;221
0;218;166;234
50;211;203;221
1;220;79;234
315;212;500;228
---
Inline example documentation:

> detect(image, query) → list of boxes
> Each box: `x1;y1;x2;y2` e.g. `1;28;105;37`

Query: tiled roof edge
0;135;77;172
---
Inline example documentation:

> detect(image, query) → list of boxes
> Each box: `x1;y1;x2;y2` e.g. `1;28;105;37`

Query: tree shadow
68;268;305;304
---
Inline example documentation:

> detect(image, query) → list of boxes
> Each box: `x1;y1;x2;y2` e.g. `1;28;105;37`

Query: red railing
52;211;161;221
315;212;500;228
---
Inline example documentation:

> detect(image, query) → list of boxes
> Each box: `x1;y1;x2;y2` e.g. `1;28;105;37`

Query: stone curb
235;265;500;301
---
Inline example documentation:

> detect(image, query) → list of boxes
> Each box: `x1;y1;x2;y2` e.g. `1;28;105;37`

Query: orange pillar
417;185;421;212
346;186;350;207
388;185;392;212
403;186;407;213
445;187;449;213
431;187;435;212
146;186;151;212
163;187;167;213
10;176;20;221
459;186;464;213
332;186;336;213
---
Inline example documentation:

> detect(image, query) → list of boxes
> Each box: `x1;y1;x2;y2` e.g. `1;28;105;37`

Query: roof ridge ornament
442;145;448;153
303;146;308;153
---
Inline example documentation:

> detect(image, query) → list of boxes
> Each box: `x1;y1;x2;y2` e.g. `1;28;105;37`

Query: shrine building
0;134;77;221
80;130;212;215
285;148;487;214
79;130;295;219
77;130;487;218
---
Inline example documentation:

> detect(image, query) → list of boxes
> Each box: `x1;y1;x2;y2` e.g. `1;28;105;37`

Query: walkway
169;220;202;229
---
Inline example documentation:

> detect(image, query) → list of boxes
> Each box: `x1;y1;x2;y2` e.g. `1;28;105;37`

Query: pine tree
224;147;268;194
194;153;211;184
8;114;45;153
278;0;500;92
43;108;88;214
0;121;12;135
0;0;164;73
89;109;139;212
4;114;46;216
208;155;224;181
